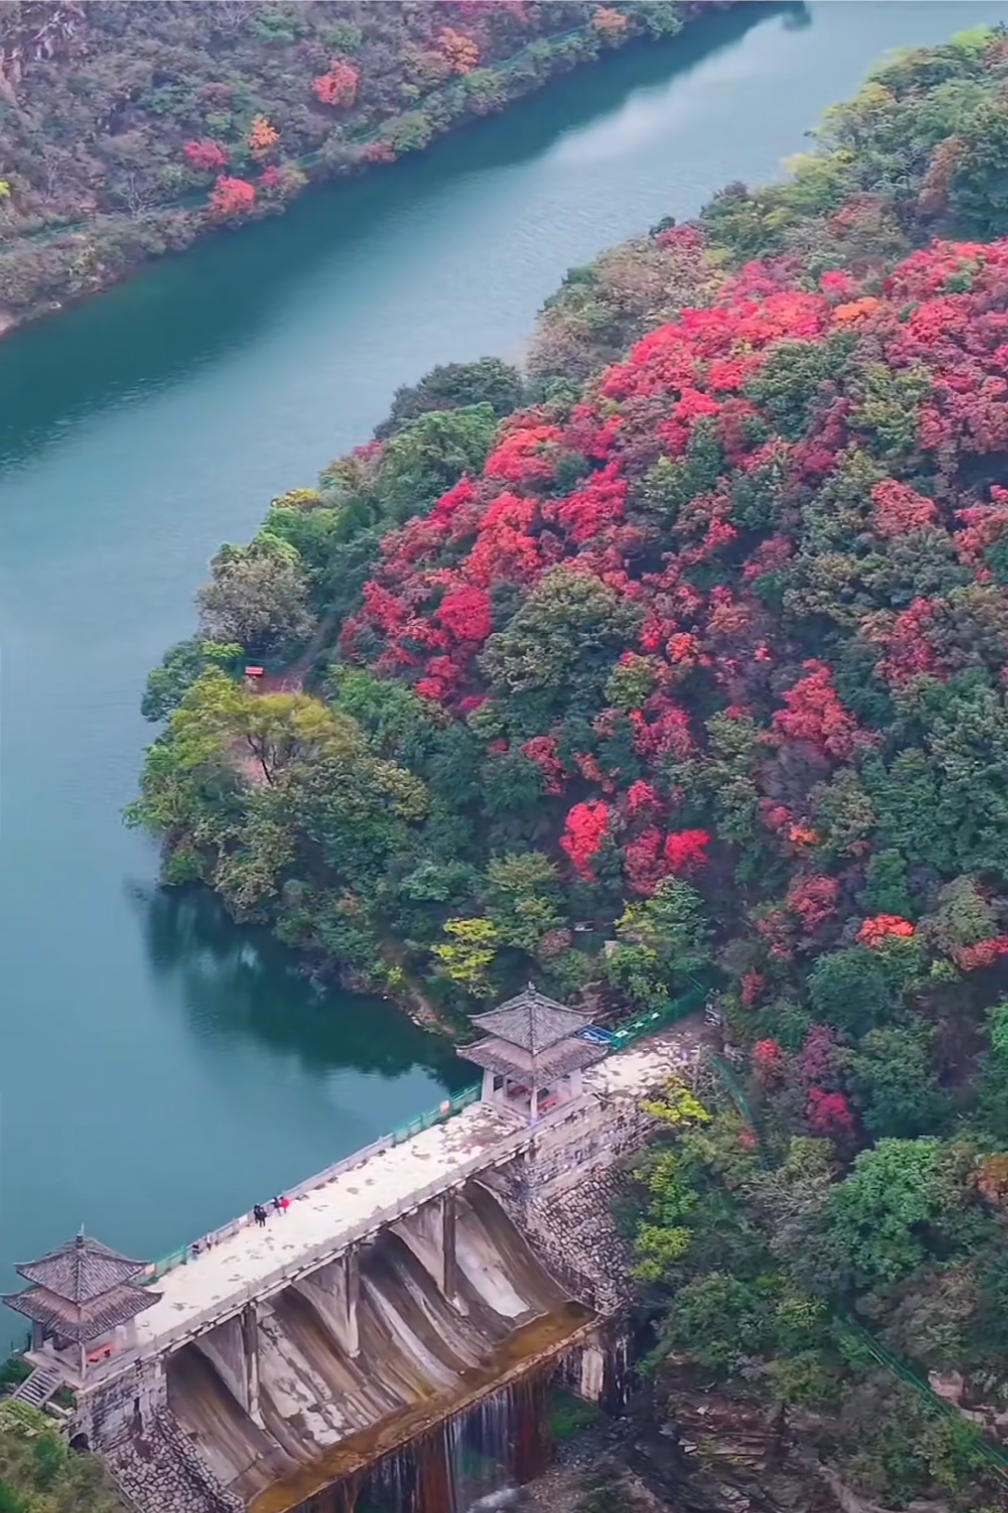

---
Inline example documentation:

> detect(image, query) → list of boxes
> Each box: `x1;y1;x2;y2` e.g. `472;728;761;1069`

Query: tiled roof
15;1232;147;1303
470;984;591;1055
3;1281;160;1343
459;1033;607;1082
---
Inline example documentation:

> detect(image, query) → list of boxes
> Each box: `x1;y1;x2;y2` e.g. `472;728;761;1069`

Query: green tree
198;535;312;654
480;567;643;733
604;878;711;1010
376;405;498;521
807;946;895;1035
948;99;1008;236
847;1026;950;1139
826;1138;957;1286
376;358;523;438
485;852;564;954
431;917;500;996
141;637;243;721
860;848;914;918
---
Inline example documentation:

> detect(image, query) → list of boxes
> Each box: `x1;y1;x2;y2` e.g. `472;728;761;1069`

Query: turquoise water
2;2;1006;1339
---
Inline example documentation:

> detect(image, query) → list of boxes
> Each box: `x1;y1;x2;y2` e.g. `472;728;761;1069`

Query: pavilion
460;982;608;1121
3;1231;160;1381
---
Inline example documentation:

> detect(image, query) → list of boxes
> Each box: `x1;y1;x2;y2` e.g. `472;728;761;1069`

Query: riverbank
0;0;724;337
130;17;1008;1508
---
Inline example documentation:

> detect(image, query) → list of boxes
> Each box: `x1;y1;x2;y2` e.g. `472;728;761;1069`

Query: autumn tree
208;175;256;219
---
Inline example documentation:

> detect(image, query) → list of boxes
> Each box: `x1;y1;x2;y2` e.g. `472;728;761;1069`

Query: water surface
2;2;1006;1340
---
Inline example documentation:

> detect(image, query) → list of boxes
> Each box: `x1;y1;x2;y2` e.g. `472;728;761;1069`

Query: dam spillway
168;1184;591;1511
62;1024;703;1513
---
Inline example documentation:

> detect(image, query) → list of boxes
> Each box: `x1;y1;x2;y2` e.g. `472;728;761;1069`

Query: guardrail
610;985;708;1049
145;1083;480;1284
90;1090;588;1384
87;1006;701;1387
144;987;711;1285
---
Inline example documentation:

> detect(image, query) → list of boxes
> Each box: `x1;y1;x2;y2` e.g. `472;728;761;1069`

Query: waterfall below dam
165;1183;597;1513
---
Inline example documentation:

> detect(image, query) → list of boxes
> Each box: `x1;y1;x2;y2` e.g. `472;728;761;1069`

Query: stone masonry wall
103;1410;242;1513
485;1089;664;1315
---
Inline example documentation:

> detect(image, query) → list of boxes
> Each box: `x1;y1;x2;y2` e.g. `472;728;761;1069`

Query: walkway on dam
113;1027;703;1369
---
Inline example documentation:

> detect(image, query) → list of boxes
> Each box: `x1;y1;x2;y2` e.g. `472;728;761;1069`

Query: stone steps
12;1365;62;1408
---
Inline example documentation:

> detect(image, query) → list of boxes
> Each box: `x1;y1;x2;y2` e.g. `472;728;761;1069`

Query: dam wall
78;1023;704;1513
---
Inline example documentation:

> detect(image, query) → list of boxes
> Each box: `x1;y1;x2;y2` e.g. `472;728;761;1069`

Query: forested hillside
135;26;1008;1506
0;0;700;330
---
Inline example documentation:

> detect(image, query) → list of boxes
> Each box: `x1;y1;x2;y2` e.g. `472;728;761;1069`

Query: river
1;1;1006;1341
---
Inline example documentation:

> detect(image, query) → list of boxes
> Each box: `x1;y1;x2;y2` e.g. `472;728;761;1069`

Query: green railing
145;1081;480;1283
144;981;708;1285
385;1083;480;1146
836;1311;1008;1474
611;984;708;1050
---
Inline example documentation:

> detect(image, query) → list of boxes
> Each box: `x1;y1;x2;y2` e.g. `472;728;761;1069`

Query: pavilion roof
459;1033;607;1083
470;984;591;1056
15;1232;147;1303
3;1281;160;1343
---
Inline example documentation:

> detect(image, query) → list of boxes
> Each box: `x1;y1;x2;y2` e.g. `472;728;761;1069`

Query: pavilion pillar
529;1086;539;1124
441;1192;459;1302
78;1341;87;1381
241;1302;263;1427
31;1322;43;1354
570;1067;583;1100
481;1068;495;1104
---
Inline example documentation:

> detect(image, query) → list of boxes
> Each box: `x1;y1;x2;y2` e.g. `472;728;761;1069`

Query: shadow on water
133;882;471;1090
0;0;793;467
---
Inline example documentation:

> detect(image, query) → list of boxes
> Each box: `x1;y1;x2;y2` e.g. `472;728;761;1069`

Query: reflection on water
134;882;470;1089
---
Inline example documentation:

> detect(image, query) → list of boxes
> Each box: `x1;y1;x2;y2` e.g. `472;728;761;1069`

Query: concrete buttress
192;1309;263;1426
291;1247;360;1357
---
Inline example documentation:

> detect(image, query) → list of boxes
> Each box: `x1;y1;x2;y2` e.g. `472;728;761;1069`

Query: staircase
12;1365;62;1409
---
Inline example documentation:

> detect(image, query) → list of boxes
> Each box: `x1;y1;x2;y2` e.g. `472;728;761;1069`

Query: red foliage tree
772;661;871;760
559;801;610;880
857;915;915;947
663;828;710;874
624;780;660;818
740;970;765;1009
435;585;493;643
313;60;359;108
623;827;666;896
798;1025;843;1088
785;873;839;933
208;176;256;219
753;1038;787;1087
184;140;228;173
806;1087;855;1142
870;479;938;539
952;937;1008;971
521;736;565;796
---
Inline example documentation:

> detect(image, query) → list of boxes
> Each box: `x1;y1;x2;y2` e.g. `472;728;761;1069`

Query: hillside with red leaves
134;33;1008;1502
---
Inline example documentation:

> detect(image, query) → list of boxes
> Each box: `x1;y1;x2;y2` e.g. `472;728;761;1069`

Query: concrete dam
7;993;704;1513
168;1182;588;1511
